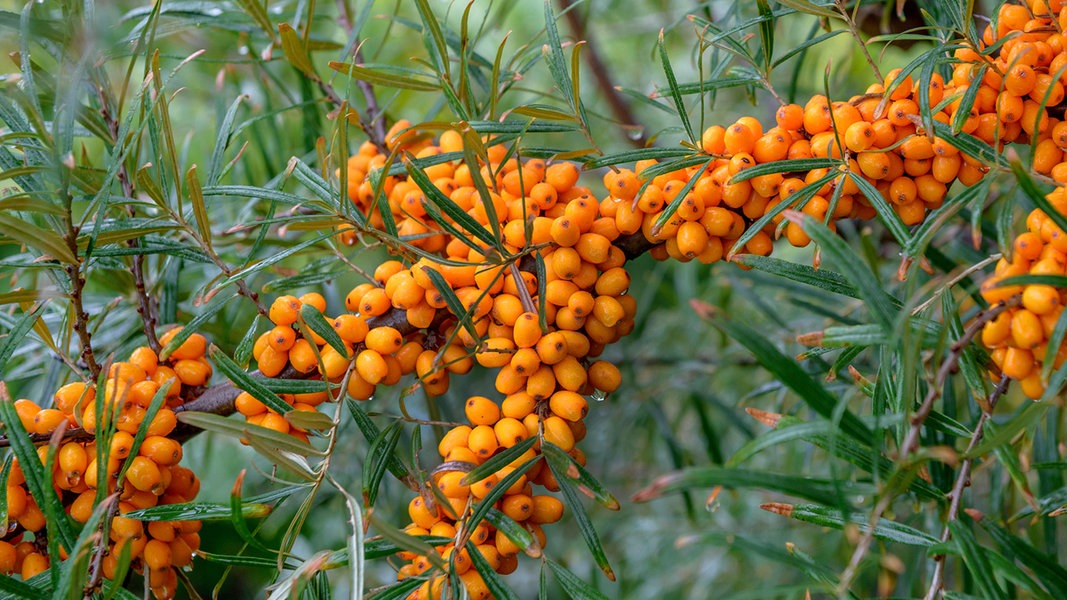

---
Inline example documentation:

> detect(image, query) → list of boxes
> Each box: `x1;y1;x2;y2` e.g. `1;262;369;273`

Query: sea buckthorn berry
140;436;183;467
33;408;67;434
146;408;177;437
267;325;296;353
269;295;302;326
542;415;576;452
125;456;163;493
173;359;211;387
588;360;622;393
529;495;565;524
1022;284;1060;314
355;349;388;384
365;326;403;354
494;417;529;448
58;442;87;480
476;337;516;367
513;312;543;348
21;553;48;580
549;390;588;422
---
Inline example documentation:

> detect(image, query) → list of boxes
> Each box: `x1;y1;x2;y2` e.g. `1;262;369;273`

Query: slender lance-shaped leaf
845;172;912;247
466;539;519;600
546;443;615;581
728;158;841;184
422;266;482;344
328;62;439;91
542;0;577;114
1011;158;1067;234
56;493;115;600
0;302;46;371
404;158;499;250
279;23;316;76
634;465;871;506
760;502;938;546
363;421;404;506
976;513;1067;597
176;411;320;457
124;500;272;522
657;30;695;144
546;559;610;600
368;579;422;600
948;519;1007;600
789;211;899;332
541;443;619;509
483;508;539;557
298;303;348;357
186;165;213;252
461;436;537;485
463;457;541;553
346;399;412;482
0;214;76;263
368;512;447;569
732;255;899;307
207;345;292;415
692;301;873;442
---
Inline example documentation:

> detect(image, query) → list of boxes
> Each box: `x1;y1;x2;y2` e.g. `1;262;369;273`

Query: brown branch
96;82;160;352
557;0;648;147
836;296;1021;595
924;376;1011;600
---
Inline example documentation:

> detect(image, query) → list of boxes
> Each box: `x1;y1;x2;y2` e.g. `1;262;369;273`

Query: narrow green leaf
635;465;870;506
541;443;619;509
728;158;841;184
657;31;693;142
176;411;320;457
363;421;404;505
346;399;411;482
368;511;446;569
125;500;272;522
0;398;76;552
845;172;912;247
466;539;519;600
546;559;609;600
547;444;615;581
461;436;537;485
0;302;46;371
764;502;938;546
695;305;873;442
185;165;212;251
207;345;291;415
948;519;1006;599
299;303;348;357
422;266;481;344
328;62;439;91
404;158;499;250
483;508;538;557
279;23;316;76
0;214;76;263
464;457;541;553
791;212;899;332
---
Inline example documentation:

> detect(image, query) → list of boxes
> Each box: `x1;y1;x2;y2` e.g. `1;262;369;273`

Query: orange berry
269;295;302;326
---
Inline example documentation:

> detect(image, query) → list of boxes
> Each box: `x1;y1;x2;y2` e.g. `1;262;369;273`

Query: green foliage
1;0;1065;599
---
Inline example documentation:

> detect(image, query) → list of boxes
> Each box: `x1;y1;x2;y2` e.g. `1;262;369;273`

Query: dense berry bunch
3;332;205;599
981;187;1067;398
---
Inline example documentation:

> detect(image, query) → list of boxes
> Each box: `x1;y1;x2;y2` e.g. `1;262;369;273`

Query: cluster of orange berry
981;186;1067;398
4;330;204;599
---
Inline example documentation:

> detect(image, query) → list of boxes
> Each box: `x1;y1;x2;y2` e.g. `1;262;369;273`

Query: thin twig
836;296;1020;595
923;377;1011;600
837;0;884;82
556;0;648;147
96;81;161;352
